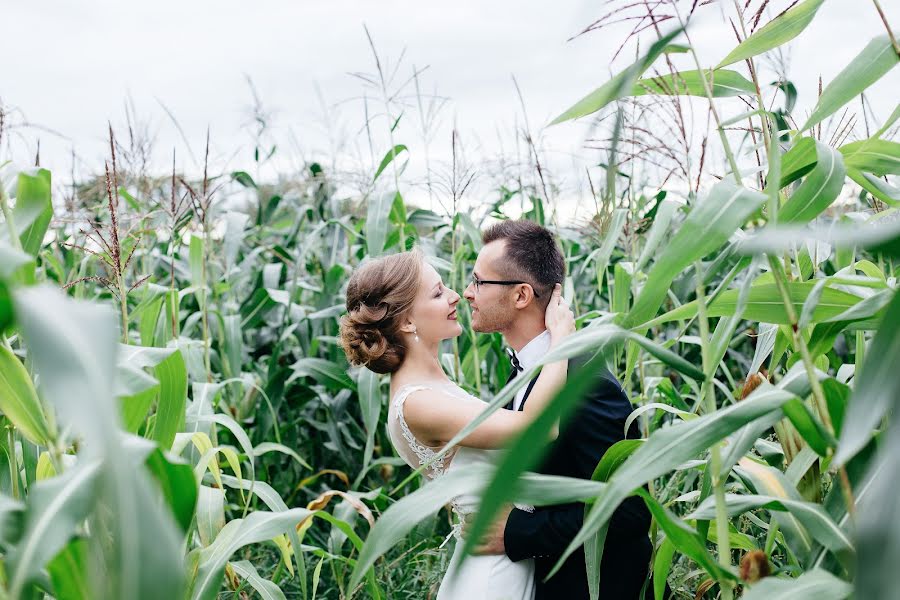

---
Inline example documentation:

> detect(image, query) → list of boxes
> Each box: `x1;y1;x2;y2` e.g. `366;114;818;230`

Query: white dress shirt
512;330;552;411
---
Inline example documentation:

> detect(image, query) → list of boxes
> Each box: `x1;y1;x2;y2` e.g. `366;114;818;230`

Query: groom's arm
503;498;649;562
503;503;582;562
504;356;650;562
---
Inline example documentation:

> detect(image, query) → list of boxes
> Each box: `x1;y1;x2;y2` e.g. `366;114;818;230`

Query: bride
339;248;574;600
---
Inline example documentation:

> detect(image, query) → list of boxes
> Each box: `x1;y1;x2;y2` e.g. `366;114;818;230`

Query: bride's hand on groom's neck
545;284;575;346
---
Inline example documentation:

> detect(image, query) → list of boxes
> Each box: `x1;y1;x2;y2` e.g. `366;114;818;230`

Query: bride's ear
399;317;417;334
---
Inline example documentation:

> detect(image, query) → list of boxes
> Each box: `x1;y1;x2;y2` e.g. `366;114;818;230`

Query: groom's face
464;240;516;333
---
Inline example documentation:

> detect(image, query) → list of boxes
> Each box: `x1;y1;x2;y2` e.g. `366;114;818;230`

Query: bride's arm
403;285;575;450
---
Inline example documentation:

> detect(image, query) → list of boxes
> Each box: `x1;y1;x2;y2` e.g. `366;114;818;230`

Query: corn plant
1;1;899;598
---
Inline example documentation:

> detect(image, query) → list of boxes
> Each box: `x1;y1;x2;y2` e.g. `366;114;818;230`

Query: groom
462;220;653;599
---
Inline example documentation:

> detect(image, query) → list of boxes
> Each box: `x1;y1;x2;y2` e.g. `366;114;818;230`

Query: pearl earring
413;327;419;342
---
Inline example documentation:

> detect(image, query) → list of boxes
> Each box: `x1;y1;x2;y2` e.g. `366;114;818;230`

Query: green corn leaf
373;145;408;182
848;168;900;206
366;191;397;257
627;181;767;328
189;234;205;300
253;442;312;471
717;0;825;68
12;169;53;259
0;344;51;445
779;137;817;187
152;349;188;450
350;465;607;591
873;102;900;138
854;424;900;599
737;208;900;258
782;398;836;457
358;368;382;470
550;28;683;124
835;288;900;465
840;138;900;177
6;462;101;598
196;486;226;547
13;285;186;600
639;489;738;582
689;493;853;557
652;538;676;600
549;384;796;578
189;508;313;600
779;142;846;223
645;282;863;327
593;439;645;483
139;441;198;533
0;242;34;280
803;34;900;131
288;357;354;391
635;201;677;273
240;288;285;329
740;569;852;600
631;69;755;98
47;538;91;600
212;474;305;580
229;560;287;600
734;459;820;564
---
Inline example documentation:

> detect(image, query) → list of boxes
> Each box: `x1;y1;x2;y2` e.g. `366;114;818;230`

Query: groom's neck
503;315;547;353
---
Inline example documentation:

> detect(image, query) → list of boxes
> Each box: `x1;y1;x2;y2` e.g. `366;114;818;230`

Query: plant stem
765;257;832;430
732;0;858;519
0;183;22;252
695;261;734;599
117;270;129;344
6;427;19;500
872;0;900;57
673;6;743;185
201;221;212;383
764;519;780;556
732;0;772;158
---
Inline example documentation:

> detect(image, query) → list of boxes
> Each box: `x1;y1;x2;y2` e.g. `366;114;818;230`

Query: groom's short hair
482;220;565;299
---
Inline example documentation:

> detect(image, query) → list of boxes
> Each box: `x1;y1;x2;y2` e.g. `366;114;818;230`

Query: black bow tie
507;348;523;372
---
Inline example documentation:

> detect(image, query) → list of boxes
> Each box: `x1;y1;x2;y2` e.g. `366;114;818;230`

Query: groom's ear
511;284;537;310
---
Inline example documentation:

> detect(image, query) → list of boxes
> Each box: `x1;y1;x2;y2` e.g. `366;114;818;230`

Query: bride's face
407;262;462;343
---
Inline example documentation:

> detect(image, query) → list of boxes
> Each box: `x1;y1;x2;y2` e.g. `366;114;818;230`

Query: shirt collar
516;330;552;371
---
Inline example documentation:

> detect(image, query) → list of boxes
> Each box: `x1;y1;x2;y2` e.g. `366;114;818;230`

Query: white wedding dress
388;382;535;600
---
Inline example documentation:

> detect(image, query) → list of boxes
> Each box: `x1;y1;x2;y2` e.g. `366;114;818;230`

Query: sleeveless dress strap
392;384;455;480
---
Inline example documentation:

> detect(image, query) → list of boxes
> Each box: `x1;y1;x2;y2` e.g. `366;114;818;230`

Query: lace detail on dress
390;383;533;528
392;384;456;480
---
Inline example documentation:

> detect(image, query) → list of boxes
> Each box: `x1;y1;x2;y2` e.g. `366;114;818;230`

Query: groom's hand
464;505;512;555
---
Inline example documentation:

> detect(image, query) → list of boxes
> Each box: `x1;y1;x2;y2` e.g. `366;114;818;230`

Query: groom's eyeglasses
471;275;540;298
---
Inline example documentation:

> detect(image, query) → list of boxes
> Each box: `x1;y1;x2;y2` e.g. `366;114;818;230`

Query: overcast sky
2;1;898;219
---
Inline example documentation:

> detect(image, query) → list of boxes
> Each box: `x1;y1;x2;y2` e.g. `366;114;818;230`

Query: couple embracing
340;221;653;599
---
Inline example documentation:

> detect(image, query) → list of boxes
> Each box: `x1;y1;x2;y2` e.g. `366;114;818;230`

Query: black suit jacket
503;354;652;599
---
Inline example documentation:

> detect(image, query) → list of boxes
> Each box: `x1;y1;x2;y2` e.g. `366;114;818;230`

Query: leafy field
1;1;899;599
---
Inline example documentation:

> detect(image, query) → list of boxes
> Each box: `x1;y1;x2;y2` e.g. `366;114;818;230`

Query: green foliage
0;3;898;598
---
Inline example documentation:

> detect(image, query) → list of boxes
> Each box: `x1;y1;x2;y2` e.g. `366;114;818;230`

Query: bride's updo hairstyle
339;249;423;374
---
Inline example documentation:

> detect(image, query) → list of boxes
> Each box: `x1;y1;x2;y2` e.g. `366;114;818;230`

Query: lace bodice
386;381;534;519
388;382;463;480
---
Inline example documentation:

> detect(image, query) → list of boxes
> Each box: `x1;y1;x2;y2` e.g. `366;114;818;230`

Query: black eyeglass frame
471;275;541;298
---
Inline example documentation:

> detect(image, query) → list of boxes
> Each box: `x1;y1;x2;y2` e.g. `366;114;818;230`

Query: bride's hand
545;283;575;343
